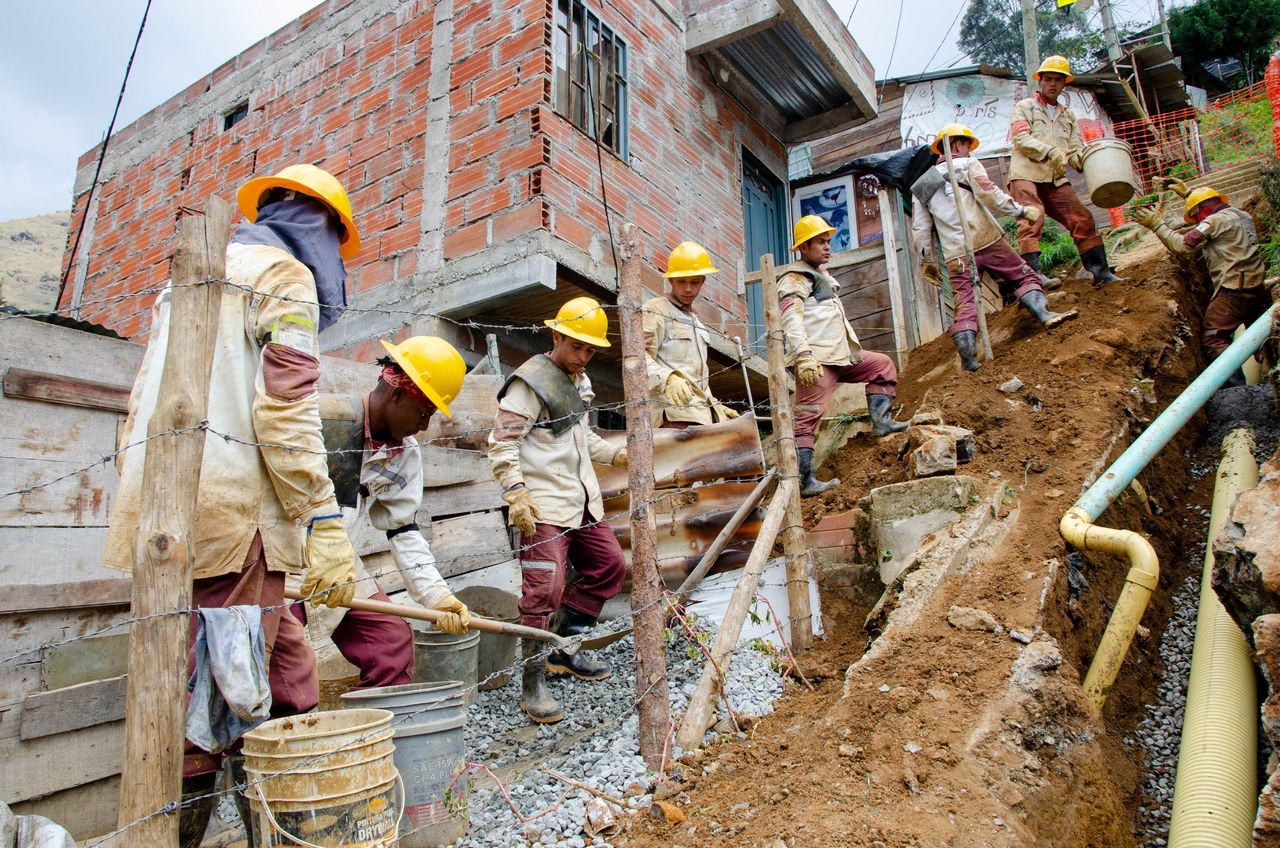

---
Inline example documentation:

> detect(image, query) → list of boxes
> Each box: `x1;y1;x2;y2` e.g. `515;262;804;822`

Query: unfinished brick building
59;0;875;404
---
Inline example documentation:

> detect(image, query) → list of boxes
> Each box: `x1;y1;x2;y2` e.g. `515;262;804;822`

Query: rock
1010;628;1034;644
1044;488;1065;499
998;377;1024;393
653;780;684;801
1213;459;1280;630
839;744;861;757
910;410;945;426
1089;328;1131;350
1255;615;1280;751
911;435;956;478
947;606;998;631
650;801;686;825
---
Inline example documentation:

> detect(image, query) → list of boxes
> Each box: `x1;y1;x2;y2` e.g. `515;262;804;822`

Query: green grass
1000;216;1078;274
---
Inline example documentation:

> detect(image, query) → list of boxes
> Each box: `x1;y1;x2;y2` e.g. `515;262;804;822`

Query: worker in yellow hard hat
911;123;1075;372
102;164;363;844
1009;56;1121;285
1132;183;1272;382
779;214;907;498
487;296;628;723
643;241;741;428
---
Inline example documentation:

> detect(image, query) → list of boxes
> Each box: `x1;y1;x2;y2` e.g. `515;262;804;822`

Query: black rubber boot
226;755;258;848
1021;251;1061;291
520;640;564;723
179;772;218;848
953;330;981;372
546;607;611;680
1080;246;1121;284
1019;289;1079;328
867;394;909;437
797;447;838;498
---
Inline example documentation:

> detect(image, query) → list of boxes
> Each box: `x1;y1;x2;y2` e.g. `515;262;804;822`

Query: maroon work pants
1203;286;1271;359
1010;179;1103;254
793;352;898;450
289;585;414;690
517;511;627;631
947;240;1043;334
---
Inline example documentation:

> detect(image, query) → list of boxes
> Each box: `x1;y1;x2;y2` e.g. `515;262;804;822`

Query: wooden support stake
674;477;797;752
940;136;994;362
877;189;910;372
617;221;671;770
760;254;814;651
673;468;777;607
116;196;231;842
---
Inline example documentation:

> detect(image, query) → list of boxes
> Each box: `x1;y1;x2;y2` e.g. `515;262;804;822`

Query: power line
922;0;971;75
877;0;907;105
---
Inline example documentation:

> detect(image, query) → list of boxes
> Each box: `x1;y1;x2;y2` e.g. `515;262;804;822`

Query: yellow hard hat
1033;55;1074;83
931;123;980;155
1185;186;1226;221
379;336;466;418
664;241;720;278
792;214;837;251
545;296;610;348
237;164;362;260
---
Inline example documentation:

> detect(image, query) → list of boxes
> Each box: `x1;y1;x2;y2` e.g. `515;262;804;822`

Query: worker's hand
796;354;823;387
302;516;357;608
713;403;740;420
1019;205;1042;226
431;593;471;636
664;373;694;406
1161;176;1189;198
1046;147;1068;179
1068;151;1084;172
612;445;628;467
502;485;540;537
1131;207;1163;231
921;262;944;288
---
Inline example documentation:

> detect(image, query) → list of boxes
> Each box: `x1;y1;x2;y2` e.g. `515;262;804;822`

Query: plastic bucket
476;621;517;689
242;708;403;847
413;628;479;705
342;681;469;847
1081;138;1136;208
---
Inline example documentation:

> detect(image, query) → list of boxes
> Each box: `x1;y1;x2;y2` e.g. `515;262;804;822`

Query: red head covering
381;364;433;411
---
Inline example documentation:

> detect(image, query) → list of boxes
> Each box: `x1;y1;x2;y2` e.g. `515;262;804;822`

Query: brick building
59;0;874;405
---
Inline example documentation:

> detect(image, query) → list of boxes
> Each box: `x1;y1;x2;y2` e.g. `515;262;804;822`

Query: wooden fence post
116;197;231;842
760;254;814;651
617;221;671;770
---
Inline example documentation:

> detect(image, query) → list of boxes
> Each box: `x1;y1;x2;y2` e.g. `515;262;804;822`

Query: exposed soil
620;238;1222;847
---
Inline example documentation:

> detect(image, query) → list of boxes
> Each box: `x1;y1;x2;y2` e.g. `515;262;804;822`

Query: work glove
1046;147;1068;180
612;446;628;467
1068;151;1084;172
502;485;540;537
1019;205;1042;226
713;403;740;420
302;516;357;609
664;372;694;406
796;354;823;387
1160;176;1189;198
1131;207;1163;231
431;593;472;636
921;262;944;288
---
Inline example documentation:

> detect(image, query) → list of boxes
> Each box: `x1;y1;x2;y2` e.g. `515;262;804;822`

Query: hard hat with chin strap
237;164;362;260
792;214;837;251
379;336;466;417
1033;55;1074;83
545;296;611;347
1184;186;1227;222
931;123;980;155
664;241;720;278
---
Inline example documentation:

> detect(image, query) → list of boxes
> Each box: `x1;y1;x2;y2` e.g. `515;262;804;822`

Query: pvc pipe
1168;428;1259;848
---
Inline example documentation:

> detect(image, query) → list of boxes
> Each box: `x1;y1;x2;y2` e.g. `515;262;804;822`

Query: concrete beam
685;0;784;55
778;0;877;122
431;254;558;318
783;104;872;143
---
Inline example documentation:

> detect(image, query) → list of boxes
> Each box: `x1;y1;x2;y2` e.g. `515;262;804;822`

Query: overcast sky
2;0;1155;221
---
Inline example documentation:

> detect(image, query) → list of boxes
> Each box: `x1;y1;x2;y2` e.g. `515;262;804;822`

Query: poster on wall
899;74;1113;157
791;176;855;252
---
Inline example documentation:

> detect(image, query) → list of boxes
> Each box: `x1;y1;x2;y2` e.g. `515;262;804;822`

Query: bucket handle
252;772;405;848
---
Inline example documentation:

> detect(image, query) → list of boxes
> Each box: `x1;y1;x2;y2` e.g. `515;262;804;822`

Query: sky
2;0;1159;222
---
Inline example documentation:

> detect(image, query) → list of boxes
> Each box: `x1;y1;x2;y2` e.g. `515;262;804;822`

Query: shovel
284;588;577;653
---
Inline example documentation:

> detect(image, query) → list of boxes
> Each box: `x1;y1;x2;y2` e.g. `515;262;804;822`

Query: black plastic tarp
799;144;939;196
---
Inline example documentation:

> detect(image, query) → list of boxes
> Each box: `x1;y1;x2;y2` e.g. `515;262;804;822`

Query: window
223;102;248;131
553;0;628;158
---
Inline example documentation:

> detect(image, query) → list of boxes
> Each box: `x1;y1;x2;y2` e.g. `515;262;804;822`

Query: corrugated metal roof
718;20;850;121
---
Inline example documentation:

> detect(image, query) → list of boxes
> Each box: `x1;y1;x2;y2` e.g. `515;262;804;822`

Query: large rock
1213;456;1280;636
905;423;976;478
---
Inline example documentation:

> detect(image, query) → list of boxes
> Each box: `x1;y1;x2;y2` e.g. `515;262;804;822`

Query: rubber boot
1019;289;1078;328
179;772;218;848
226;755;258;848
953;330;981;372
867;394;908;437
520;640;563;724
546;607;611;681
797;447;838;498
1021;251;1061;291
1080;246;1121;284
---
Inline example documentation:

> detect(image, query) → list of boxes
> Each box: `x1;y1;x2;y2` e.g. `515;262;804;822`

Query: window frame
553;0;629;159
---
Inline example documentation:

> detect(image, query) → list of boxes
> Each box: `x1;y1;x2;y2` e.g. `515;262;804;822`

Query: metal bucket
476;621;517;689
1081;137;1136;208
242;708;403;847
341;681;469;847
412;627;479;705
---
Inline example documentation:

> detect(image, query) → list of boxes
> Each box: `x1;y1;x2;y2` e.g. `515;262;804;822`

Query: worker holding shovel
910;123;1077;372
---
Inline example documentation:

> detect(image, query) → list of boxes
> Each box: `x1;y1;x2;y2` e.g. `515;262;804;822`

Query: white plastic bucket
1081;138;1137;209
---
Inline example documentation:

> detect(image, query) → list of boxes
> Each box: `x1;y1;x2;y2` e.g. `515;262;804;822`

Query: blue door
741;152;789;352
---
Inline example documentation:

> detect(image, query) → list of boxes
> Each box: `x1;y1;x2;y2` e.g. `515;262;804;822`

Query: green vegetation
1170;0;1280;85
959;0;1102;74
1257;162;1280;276
1000;216;1079;275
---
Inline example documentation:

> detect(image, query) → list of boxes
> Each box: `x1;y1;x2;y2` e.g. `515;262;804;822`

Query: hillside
0;211;68;313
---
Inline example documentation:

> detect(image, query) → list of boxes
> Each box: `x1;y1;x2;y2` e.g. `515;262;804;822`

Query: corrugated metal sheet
718;20;850;121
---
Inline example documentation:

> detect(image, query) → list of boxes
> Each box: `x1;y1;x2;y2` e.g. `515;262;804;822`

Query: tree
959;0;1104;74
1169;0;1280;85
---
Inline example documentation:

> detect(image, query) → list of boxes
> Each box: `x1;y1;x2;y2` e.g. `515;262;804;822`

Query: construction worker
645;241;741;427
1009;55;1121;285
780;215;908;498
487;296;629;723
1132;183;1271;381
911;123;1078;371
104;164;363;846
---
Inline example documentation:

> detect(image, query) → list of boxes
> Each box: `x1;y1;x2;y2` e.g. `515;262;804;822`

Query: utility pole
1019;0;1040;89
1098;0;1123;62
1155;0;1171;51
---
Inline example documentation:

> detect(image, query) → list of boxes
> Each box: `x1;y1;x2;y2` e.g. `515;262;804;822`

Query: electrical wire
921;0;971;75
877;0;907;106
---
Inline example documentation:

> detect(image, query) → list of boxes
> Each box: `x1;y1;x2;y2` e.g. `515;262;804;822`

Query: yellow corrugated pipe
1168;428;1259;847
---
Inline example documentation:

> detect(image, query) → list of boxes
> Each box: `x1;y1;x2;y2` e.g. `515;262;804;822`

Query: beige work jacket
911;156;1026;261
1009;93;1084;186
1154;205;1266;292
105;243;339;579
643;295;720;426
777;265;862;367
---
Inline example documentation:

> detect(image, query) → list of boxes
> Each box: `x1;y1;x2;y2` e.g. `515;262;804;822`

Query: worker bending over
1133;183;1273;383
911;123;1077;371
1009;56;1120;285
780;215;908;498
488;297;628;723
645;241;741;427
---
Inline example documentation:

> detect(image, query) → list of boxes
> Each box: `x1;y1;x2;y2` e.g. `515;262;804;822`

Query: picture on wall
791;176;855;253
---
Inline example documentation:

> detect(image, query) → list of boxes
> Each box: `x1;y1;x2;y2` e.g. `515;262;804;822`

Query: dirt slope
0;211;68;312
621;241;1216;847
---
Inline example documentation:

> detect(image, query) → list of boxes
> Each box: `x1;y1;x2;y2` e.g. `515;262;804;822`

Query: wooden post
760;254;814;651
116;196;231;842
877;189;910;372
617;221;671;770
674;477;797;752
940;136;995;362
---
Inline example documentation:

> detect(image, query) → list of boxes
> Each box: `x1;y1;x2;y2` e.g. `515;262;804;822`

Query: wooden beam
21;675;127;740
741;241;884;285
2;368;131;413
0;579;132;615
0;720;123;804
